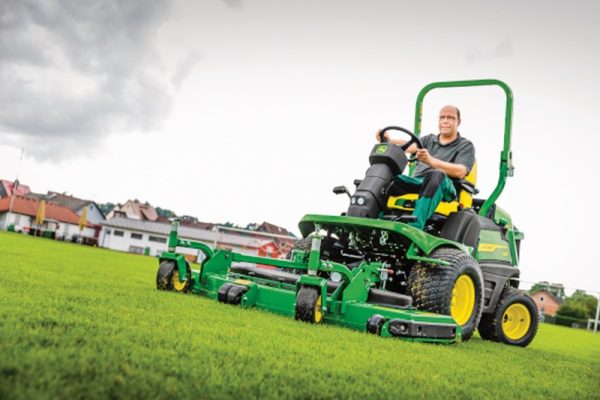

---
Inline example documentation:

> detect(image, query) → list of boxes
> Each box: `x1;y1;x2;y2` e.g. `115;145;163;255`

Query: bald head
438;105;461;139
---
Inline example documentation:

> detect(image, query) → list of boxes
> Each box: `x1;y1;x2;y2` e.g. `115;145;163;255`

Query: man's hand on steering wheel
376;126;423;161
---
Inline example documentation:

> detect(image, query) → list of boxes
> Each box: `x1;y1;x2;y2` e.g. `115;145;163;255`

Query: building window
114;230;124;237
149;235;167;243
540;296;544;301
129;245;144;254
131;233;143;240
106;229;111;235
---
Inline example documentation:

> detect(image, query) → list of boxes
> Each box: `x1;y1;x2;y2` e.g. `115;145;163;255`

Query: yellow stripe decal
478;243;508;252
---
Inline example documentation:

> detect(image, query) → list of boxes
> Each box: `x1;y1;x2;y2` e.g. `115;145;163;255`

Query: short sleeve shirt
413;133;475;177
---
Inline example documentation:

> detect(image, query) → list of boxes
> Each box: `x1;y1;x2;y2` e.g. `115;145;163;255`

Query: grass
0;231;599;399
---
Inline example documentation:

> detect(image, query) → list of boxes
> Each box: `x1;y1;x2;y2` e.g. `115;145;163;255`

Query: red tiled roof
0;196;96;228
0;180;31;197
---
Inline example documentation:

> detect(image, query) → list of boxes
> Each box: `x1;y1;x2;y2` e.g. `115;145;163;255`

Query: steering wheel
378;126;423;161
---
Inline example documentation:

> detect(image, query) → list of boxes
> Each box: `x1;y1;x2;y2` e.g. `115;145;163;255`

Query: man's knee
420;170;447;198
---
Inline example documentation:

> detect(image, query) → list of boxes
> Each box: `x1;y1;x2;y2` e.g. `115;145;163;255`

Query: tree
557;290;598;320
155;207;177;218
529;281;566;301
98;202;116;215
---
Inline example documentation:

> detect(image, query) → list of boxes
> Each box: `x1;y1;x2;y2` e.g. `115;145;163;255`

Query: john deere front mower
156;79;539;346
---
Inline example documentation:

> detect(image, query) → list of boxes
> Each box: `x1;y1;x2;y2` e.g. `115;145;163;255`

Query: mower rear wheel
156;261;191;293
408;247;483;341
478;287;539;347
295;286;323;324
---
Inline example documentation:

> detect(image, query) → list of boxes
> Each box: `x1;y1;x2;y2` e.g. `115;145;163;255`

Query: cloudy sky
1;0;599;293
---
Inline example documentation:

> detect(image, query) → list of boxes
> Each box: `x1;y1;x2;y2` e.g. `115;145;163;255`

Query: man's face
438;106;460;137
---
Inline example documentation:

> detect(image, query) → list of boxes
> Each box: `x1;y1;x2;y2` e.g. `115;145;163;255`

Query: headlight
351;197;356;204
357;197;365;205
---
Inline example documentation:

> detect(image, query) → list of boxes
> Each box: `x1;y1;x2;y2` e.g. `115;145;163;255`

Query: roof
257;221;296;237
100;218;271;249
530;290;564;305
0;196;96;228
0;179;31;197
24;191;106;219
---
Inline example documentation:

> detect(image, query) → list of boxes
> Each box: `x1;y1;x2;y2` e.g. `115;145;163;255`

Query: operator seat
386;161;478;216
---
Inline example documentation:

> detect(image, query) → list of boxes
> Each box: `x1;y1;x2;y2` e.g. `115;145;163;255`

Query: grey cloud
0;0;174;161
222;0;244;9
171;50;203;90
466;39;515;64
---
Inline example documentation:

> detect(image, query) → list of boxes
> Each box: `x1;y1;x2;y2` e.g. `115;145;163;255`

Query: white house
99;218;291;261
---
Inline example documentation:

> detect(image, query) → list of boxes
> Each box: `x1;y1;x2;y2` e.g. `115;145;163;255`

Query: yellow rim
451;274;476;326
502;303;531;340
314;295;323;323
172;269;187;292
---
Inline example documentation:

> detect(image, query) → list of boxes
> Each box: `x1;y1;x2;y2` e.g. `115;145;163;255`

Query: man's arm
415;149;467;179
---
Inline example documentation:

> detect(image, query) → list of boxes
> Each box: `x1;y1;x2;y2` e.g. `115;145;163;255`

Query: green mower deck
157;219;461;343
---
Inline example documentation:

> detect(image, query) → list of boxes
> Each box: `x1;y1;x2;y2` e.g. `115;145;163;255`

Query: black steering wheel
379;126;423;161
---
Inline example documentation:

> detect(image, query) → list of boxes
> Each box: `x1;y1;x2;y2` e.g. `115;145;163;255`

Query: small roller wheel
156;261;191;293
295;286;323;324
366;314;387;335
218;283;234;303
226;285;248;305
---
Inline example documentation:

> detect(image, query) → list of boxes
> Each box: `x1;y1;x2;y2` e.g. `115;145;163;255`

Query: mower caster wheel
218;283;235;303
226;285;249;305
295;286;323;324
156;261;191;293
366;314;387;335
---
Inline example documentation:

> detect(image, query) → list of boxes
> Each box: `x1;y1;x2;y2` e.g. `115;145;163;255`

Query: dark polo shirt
414;133;475;177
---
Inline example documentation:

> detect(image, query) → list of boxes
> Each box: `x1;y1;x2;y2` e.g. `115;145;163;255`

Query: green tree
156;207;177;218
557;290;598;320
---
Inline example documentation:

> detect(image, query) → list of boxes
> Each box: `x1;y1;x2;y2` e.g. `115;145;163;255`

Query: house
27;191;106;225
106;199;166;222
0;195;97;239
99;218;276;261
530;290;563;317
0;179;31;198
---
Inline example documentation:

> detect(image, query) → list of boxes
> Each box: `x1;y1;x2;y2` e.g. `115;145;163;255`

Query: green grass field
1;231;599;399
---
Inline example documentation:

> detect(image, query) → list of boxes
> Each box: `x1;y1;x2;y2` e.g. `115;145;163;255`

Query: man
377;105;475;229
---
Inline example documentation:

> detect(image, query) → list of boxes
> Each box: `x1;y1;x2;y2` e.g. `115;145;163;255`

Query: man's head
438;105;461;138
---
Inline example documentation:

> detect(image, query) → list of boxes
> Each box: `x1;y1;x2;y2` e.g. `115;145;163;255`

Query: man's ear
457;119;461;126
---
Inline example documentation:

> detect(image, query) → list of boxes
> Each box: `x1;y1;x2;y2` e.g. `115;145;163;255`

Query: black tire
156;260;191;292
295;286;323;324
366;314;387;335
408;247;483;341
478;287;539;347
217;283;234;303
226;285;248;305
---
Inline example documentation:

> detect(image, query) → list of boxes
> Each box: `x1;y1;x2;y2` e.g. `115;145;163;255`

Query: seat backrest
457;161;478;209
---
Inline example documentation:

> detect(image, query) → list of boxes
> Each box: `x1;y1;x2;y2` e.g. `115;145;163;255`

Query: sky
1;0;599;293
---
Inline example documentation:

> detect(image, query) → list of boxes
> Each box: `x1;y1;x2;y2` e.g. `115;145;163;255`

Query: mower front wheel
156;260;191;293
478;287;539;347
295;286;323;324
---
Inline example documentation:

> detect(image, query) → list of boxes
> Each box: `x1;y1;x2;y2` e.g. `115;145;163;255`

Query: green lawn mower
156;79;539;346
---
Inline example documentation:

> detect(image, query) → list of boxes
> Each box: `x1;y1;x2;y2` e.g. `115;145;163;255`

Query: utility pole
6;148;25;230
594;293;600;334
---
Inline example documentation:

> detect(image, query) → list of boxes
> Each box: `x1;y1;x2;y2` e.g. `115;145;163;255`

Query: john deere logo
376;144;388;154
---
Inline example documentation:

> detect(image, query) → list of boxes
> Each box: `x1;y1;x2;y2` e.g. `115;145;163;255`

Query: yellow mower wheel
156;261;191;293
478;287;539;347
295;286;323;324
451;275;476;326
